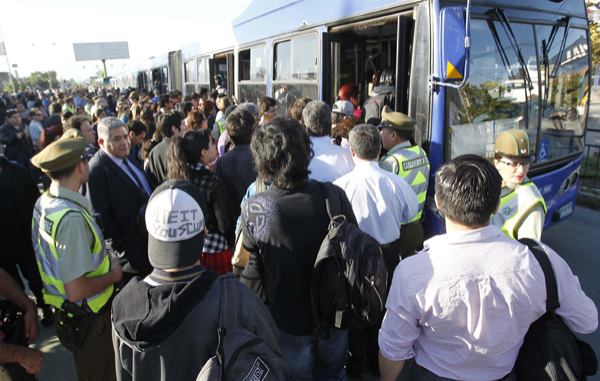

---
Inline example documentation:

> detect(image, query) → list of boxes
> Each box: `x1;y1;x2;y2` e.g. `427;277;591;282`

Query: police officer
491;130;546;240
378;106;430;259
31;133;122;381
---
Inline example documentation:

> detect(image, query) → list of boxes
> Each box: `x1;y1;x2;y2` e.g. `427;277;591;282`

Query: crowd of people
0;76;597;381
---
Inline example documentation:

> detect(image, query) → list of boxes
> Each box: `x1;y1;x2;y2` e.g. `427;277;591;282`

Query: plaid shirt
203;233;229;254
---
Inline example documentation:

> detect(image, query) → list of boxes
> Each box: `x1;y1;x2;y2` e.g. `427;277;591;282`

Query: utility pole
0;25;16;93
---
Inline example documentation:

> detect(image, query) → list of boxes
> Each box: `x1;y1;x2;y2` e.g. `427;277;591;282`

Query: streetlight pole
0;25;16;93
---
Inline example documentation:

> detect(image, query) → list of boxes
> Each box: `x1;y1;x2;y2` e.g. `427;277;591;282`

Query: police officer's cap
494;130;534;163
378;106;416;131
31;134;91;173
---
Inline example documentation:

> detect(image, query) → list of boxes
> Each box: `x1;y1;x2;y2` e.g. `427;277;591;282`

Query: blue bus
117;0;591;238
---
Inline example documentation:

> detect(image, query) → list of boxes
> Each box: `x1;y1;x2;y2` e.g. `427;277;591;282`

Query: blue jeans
278;329;348;381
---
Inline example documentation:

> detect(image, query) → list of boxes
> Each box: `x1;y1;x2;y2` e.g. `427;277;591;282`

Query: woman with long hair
167;129;235;275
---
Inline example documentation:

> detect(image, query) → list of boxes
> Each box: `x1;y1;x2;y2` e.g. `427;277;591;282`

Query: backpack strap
317;182;342;219
519;238;560;312
219;274;242;333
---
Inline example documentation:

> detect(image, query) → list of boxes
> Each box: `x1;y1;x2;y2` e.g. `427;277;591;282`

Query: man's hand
110;262;123;284
15;132;22;139
18;347;44;374
22;301;39;344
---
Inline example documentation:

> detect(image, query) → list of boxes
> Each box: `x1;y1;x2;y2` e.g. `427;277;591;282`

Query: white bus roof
231;0;406;45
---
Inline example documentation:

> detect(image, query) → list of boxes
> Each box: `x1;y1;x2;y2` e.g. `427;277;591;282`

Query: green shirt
48;184;97;284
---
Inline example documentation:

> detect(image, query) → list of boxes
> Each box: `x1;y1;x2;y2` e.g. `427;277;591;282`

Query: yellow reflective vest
390;145;430;223
491;181;547;240
32;192;113;313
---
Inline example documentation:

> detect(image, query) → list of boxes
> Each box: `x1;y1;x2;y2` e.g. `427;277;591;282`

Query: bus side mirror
440;6;470;82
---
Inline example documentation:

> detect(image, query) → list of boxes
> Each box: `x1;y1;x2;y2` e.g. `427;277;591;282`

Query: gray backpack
197;275;288;381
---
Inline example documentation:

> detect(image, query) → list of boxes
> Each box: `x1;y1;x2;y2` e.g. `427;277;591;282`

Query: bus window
238;45;268;104
446;20;539;162
184;60;196;95
197;57;208;89
272;34;319;115
536;26;588;161
162;67;169;93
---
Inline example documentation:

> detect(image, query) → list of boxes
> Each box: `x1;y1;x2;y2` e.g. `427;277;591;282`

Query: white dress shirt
308;136;355;182
379;225;597;381
104;149;153;196
334;161;418;245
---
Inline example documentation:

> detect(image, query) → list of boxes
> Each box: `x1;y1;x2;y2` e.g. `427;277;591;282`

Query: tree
25;71;59;90
589;19;600;68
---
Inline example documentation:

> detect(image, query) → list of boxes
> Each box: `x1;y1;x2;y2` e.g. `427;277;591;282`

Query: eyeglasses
500;160;530;169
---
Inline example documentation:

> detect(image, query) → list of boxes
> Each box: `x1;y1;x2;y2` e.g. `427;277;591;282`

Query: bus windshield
446;18;589;164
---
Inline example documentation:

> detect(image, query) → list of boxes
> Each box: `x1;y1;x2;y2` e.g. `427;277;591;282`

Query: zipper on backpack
366;276;383;316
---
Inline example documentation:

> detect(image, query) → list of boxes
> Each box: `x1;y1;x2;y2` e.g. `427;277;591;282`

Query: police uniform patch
402;156;430;171
243;357;270;381
502;206;514;216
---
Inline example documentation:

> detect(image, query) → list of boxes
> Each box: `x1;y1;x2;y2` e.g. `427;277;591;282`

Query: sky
1;0;252;82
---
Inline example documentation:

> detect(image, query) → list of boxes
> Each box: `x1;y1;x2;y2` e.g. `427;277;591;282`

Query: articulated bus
113;0;591;238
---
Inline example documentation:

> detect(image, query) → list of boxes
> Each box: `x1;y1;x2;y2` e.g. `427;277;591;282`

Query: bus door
210;52;235;99
323;13;414;115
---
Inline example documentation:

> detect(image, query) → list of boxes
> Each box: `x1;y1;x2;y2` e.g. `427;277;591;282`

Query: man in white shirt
303;100;354;182
334;124;418;377
379;154;598;381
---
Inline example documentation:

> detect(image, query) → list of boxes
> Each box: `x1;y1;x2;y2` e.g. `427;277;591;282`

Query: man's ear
492;198;501;216
349;146;356;157
435;194;441;211
98;138;105;148
128;131;136;138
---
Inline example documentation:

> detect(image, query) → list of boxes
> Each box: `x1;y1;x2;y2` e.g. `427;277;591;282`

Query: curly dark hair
251;117;313;190
226;109;255;145
331;116;362;140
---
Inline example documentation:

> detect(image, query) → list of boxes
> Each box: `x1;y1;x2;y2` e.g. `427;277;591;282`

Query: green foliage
458;82;524;124
26;71;59;90
3;80;26;93
589;19;600;68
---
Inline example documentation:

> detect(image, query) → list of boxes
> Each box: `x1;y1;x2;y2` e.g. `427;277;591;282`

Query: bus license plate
558;202;573;219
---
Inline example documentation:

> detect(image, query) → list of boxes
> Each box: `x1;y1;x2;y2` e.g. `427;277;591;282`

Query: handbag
515;238;598;380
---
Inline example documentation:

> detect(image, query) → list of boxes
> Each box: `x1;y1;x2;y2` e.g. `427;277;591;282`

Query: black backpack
310;182;388;338
515;239;597;381
197;275;289;381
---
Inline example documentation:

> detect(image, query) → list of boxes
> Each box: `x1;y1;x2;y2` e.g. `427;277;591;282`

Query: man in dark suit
87;117;154;284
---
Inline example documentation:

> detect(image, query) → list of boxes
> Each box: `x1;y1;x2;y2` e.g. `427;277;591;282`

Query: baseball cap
332;100;354;116
145;180;207;270
494;130;534;163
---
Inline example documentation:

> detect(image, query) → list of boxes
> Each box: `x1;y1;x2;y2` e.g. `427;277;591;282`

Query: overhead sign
73;42;130;61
